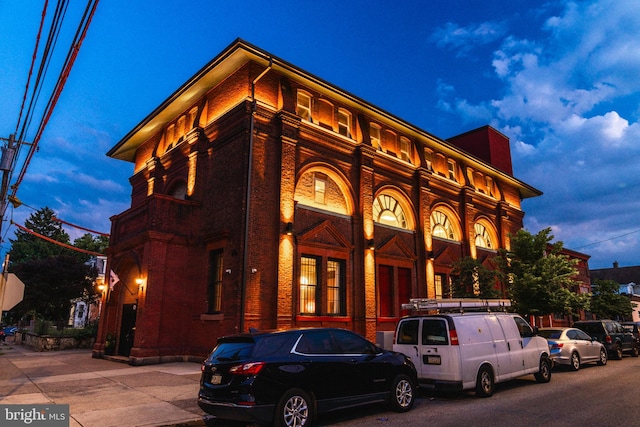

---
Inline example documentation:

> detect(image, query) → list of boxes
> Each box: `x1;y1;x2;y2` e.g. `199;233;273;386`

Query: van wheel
274;388;314;427
389;374;415;412
597;347;607;365
570;352;580;371
475;365;494;397
632;345;639;357
534;356;552;383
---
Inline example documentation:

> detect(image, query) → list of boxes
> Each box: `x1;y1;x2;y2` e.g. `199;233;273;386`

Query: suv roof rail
402;298;512;314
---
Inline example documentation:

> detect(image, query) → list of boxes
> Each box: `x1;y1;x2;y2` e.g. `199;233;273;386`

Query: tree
74;233;109;258
11;255;97;324
7;207;100;324
590;279;633;320
450;256;500;299
9;207;76;263
495;228;588;318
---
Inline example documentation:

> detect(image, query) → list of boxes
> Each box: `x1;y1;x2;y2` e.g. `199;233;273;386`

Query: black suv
198;327;417;426
573;320;638;359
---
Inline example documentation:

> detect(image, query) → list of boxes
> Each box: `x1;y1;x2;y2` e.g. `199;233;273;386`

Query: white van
393;299;551;397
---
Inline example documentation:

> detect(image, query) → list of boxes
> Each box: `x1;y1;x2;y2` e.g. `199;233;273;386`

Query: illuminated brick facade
94;40;541;364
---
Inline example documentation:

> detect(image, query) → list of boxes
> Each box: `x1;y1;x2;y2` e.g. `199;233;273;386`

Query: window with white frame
338;109;351;137
370;124;382;150
297;92;312;121
486;176;495;197
400;137;411;163
424;148;433;171
300;256;318;314
474;223;493;249
447;160;457;182
300;255;346;316
314;174;326;204
373;194;408;229
431;210;457;241
327;259;345;314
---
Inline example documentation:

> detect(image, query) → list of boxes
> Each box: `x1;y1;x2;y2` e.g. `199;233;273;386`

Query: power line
574;228;640;250
1;0;100;241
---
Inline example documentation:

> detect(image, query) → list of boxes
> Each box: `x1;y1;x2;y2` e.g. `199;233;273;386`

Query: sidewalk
0;338;210;427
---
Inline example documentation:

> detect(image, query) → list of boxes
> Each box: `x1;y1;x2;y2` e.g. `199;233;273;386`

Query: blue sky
1;0;639;269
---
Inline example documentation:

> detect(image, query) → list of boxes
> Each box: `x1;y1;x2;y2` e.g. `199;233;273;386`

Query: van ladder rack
402;298;512;313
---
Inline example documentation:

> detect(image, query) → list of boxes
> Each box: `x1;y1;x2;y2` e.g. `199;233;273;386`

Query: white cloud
433;0;640;267
431;21;507;57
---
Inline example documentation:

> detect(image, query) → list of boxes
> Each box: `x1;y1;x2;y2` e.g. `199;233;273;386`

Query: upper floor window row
162;107;199;154
368;123;414;165
296;91;353;139
466;168;498;199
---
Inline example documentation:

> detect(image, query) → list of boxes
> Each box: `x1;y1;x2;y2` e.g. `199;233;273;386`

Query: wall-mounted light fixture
251;268;258;274
285;222;294;235
427;250;435;260
225;269;232;274
367;239;375;250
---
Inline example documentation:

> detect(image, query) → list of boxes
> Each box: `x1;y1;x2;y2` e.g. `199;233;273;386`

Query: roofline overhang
108;38;542;200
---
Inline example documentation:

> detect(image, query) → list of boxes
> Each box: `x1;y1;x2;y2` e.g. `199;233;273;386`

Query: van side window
397;319;419;345
423;319;448;345
513;316;534;338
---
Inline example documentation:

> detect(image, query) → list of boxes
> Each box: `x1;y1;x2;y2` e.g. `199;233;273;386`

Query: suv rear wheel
614;344;623;360
275;388;314;427
631;345;639;357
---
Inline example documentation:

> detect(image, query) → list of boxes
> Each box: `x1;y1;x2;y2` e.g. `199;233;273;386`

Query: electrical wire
52;217;109;237
14;0;49;137
11;220;103;257
12;0;99;198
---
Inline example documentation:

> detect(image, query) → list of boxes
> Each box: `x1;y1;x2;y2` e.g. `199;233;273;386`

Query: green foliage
450;256;500;299
495;227;585;317
590;279;633;320
7;207;101;323
9;207;75;263
11;255;98;323
74;233;109;258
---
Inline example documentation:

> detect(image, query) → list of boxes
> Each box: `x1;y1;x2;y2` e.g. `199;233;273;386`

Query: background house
592;262;640;321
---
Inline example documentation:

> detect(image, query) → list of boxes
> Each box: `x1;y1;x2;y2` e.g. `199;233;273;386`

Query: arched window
474;222;495;249
373;194;407;228
431;210;457;240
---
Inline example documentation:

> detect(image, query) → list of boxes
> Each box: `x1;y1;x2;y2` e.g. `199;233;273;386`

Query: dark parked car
198;327;417;426
573;320;638;359
622;322;640;342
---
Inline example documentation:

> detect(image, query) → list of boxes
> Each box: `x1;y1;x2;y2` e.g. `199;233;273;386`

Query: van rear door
394;317;460;383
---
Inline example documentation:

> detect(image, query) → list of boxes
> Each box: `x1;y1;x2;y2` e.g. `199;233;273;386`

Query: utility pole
0;134;21;240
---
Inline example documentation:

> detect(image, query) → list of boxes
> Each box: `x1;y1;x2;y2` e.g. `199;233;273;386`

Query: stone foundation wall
17;332;96;352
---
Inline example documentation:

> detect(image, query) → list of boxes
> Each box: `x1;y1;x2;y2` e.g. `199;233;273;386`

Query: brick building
93;39;541;364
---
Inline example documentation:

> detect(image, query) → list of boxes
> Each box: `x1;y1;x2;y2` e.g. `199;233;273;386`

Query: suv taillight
229;362;265;376
605;335;612;344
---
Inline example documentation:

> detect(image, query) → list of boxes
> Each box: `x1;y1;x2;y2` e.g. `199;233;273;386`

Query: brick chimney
447;125;513;175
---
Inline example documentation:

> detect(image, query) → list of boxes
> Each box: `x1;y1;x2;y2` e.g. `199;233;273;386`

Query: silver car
539;327;607;370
